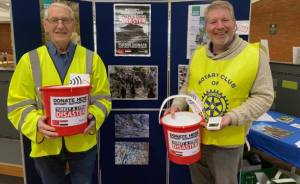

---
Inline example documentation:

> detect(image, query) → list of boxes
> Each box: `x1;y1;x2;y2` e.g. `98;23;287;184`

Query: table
0;54;14;68
248;110;300;168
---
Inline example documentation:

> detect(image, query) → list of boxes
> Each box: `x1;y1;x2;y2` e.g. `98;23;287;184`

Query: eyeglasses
46;18;74;25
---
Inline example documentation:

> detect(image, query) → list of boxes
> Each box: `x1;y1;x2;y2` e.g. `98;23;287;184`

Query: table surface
248;110;300;168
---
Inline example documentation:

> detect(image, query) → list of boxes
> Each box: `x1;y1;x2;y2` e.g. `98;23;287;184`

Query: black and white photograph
178;65;188;92
115;142;149;165
114;4;151;57
108;65;158;100
115;114;149;138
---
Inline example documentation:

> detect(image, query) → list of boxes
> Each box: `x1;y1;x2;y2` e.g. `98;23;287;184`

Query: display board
10;0;96;183
169;1;251;183
96;2;168;184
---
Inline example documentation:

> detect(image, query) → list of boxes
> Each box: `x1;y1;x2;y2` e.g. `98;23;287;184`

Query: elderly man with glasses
7;3;111;184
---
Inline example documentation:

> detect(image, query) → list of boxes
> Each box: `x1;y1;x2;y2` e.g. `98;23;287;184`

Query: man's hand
200;114;232;132
220;114;232;129
164;106;180;119
83;113;95;134
37;116;59;139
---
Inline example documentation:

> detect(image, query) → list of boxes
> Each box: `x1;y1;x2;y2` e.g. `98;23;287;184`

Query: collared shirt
46;41;76;83
209;35;236;56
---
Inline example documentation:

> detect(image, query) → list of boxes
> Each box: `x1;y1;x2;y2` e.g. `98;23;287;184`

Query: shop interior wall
10;0;96;183
0;23;13;54
249;0;300;63
270;62;300;118
0;22;16;139
250;0;300;117
0;71;18;139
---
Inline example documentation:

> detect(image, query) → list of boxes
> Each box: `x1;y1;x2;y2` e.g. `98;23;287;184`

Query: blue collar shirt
46;41;76;84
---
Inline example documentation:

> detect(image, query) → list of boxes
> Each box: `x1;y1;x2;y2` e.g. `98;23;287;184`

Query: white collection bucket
159;95;204;165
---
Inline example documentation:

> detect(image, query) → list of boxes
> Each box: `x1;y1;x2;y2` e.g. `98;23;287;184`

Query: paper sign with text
185;89;205;115
50;95;88;126
168;129;200;157
69;74;90;85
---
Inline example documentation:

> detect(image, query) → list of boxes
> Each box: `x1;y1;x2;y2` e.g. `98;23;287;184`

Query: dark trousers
189;144;243;184
34;144;97;184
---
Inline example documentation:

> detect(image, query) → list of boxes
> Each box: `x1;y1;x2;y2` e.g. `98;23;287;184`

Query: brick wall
249;0;300;63
0;23;13;55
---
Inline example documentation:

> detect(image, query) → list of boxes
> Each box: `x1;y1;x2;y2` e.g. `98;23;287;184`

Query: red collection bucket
39;85;92;136
159;95;204;165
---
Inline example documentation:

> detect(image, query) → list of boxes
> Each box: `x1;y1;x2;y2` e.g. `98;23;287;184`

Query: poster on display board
114;4;151;57
39;0;81;45
186;4;210;59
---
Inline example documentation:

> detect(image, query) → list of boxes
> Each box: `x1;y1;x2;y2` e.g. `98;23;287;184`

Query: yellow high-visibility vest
188;43;259;146
7;45;112;157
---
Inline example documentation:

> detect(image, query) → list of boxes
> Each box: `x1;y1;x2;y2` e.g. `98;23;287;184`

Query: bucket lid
161;112;202;128
39;84;92;91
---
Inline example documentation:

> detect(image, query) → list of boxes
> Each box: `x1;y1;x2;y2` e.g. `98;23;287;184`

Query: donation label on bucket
50;94;88;126
168;129;200;156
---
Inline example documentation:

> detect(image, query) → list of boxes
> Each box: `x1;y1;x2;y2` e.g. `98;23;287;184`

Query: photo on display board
178;65;188;92
114;4;151;57
108;65;158;100
39;0;81;45
115;142;149;165
115;114;149;138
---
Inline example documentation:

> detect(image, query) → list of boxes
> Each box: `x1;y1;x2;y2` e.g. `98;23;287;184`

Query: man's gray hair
204;1;235;25
44;3;74;19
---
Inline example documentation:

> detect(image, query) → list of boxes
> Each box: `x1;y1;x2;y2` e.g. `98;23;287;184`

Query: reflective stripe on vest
86;49;93;75
18;106;36;131
28;50;43;110
90;94;111;118
93;101;108;118
7;99;37;114
85;50;110;118
90;95;112;104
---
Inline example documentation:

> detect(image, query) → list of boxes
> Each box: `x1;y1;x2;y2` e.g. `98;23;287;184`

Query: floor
0;139;24;184
0;174;23;184
0;139;22;165
0;139;298;184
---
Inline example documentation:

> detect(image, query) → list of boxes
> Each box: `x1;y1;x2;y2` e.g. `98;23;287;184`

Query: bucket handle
158;95;205;124
37;88;45;106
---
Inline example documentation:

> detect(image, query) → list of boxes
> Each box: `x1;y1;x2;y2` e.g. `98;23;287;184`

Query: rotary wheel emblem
201;90;229;117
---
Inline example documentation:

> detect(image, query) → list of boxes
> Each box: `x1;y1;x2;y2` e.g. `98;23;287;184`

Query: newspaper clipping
186;4;209;59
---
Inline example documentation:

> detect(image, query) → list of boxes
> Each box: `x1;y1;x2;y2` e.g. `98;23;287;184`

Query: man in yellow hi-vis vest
7;3;111;184
164;1;273;184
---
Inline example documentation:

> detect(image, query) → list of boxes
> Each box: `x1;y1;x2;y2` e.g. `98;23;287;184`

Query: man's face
43;6;76;46
205;8;236;48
